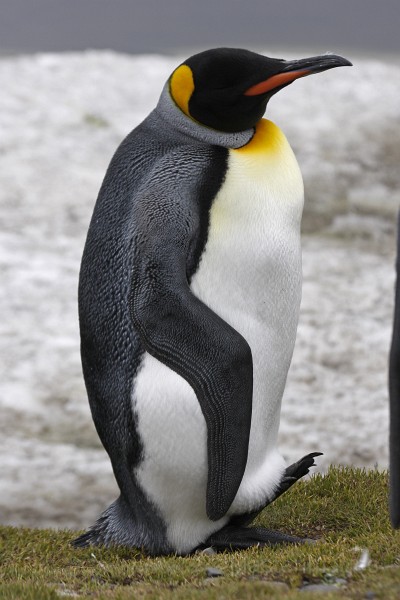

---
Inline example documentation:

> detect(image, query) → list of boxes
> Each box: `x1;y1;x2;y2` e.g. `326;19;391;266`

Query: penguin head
169;48;351;133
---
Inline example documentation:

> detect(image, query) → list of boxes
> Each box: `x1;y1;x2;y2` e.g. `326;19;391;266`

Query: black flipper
129;149;253;522
389;211;400;529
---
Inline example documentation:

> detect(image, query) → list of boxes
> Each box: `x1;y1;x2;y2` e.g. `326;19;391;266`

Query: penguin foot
201;525;305;552
286;451;323;478
276;451;323;499
228;451;323;528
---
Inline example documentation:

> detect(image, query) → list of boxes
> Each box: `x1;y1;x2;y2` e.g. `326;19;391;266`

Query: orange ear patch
169;65;195;117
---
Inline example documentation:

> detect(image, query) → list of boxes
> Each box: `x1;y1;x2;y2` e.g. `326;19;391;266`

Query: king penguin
74;48;352;555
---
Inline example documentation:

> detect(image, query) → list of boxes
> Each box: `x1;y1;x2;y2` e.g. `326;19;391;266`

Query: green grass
1;467;400;599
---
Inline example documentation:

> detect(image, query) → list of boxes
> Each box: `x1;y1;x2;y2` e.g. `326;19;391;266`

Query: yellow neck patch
234;119;283;156
169;65;195;117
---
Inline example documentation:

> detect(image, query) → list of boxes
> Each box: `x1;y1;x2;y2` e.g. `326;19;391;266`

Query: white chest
191;119;304;347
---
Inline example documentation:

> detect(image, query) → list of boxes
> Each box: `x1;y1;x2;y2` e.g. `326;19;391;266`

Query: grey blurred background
0;0;398;57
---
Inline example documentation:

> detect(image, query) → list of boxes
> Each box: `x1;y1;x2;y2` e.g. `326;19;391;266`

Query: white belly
133;120;304;553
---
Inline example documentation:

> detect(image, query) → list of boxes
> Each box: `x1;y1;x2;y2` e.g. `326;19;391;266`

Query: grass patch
1;467;399;599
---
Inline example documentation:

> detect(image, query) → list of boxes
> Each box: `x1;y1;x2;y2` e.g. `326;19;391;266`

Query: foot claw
285;452;323;479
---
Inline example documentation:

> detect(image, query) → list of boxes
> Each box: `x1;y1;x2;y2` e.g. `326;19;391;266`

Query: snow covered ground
0;50;399;529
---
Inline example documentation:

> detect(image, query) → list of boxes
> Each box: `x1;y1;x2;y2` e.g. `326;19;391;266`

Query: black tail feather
71;495;171;554
72;501;119;548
